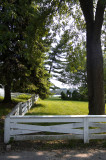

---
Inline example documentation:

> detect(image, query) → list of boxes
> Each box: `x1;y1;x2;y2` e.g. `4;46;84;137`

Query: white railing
4;114;106;144
6;95;39;116
4;94;39;143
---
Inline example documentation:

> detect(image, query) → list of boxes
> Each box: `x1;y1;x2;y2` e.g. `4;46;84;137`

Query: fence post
16;104;20;115
31;98;32;106
32;95;34;106
19;102;22;115
27;100;30;111
84;117;89;143
4;116;11;143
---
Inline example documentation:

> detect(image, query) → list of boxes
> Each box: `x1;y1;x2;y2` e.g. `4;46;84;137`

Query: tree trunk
79;0;105;115
3;84;11;103
87;25;105;115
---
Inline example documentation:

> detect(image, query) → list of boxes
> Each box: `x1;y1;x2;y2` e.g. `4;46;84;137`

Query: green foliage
78;85;88;101
0;0;53;101
72;90;81;101
61;88;88;101
61;91;67;100
16;94;31;100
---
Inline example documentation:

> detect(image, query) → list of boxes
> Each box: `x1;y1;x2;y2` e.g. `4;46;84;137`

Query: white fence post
19;102;22;115
84;117;89;143
4;117;10;143
27;100;29;111
16;103;20;115
32;95;35;106
27;100;30;110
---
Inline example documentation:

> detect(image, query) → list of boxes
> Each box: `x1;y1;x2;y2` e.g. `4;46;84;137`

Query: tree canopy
0;0;54;101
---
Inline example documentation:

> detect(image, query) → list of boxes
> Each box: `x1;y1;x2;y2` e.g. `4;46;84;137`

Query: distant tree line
61;87;88;101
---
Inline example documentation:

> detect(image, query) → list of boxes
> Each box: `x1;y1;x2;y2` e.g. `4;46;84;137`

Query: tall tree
0;0;53;102
79;0;106;114
47;30;70;76
0;0;33;102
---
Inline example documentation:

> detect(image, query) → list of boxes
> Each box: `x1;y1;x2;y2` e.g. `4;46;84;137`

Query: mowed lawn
26;97;90;115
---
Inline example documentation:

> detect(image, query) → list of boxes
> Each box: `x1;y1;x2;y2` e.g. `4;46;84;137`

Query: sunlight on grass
26;97;89;115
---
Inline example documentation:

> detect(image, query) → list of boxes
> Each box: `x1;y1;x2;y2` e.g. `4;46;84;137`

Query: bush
16;94;31;100
61;91;67;100
72;90;81;101
60;89;88;101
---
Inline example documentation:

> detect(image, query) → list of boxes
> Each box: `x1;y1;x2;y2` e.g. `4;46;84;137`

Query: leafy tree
78;0;106;114
0;0;33;102
0;0;52;102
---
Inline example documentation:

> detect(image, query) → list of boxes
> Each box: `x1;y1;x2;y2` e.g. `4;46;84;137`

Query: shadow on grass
31;103;45;109
0;101;18;118
26;112;58;115
11;139;106;151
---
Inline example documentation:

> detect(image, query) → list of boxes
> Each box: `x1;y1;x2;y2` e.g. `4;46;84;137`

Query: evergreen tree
0;0;53;102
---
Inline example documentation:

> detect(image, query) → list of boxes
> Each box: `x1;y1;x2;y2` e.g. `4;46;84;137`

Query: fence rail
6;95;38;117
4;114;106;144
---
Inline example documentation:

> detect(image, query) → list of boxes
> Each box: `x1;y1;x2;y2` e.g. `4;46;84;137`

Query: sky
50;79;68;88
50;78;78;89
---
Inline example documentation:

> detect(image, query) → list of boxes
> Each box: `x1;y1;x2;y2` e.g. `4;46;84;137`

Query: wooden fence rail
6;94;39;117
4;114;106;144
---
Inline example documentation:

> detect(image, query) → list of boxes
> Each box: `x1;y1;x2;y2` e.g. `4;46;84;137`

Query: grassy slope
27;97;106;115
26;97;89;115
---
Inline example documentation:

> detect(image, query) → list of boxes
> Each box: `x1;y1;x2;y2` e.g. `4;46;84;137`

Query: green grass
12;94;31;103
27;96;106;115
16;94;31;100
0;95;106;118
26;97;89;115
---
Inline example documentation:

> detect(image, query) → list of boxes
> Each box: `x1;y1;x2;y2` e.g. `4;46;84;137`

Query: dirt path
0;149;106;160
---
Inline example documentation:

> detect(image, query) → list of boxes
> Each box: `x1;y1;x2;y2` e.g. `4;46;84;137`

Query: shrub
16;94;31;100
72;90;81;101
61;91;71;100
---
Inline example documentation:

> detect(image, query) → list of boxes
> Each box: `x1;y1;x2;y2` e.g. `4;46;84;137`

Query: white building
0;84;4;97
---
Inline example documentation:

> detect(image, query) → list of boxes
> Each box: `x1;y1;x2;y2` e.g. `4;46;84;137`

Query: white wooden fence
4;113;106;143
4;94;39;143
6;95;39;117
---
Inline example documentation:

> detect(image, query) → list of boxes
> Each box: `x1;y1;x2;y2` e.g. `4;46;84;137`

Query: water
52;95;61;97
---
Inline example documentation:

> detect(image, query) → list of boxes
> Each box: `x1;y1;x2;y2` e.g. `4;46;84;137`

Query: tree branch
94;0;106;37
79;0;94;25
